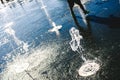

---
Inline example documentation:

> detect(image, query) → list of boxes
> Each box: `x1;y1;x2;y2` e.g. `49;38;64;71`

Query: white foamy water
69;27;83;52
78;60;100;77
8;59;29;74
69;27;100;77
0;43;60;80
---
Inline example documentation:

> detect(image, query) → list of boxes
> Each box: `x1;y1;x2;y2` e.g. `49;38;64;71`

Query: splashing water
74;3;88;26
0;43;60;80
7;57;29;74
78;60;100;77
39;0;62;35
5;22;22;45
4;22;29;52
69;27;83;53
69;27;100;77
0;36;9;46
48;22;62;36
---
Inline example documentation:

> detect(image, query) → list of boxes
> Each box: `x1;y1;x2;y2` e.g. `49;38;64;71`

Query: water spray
8;59;35;80
39;0;62;35
4;22;29;52
69;27;100;77
1;43;59;80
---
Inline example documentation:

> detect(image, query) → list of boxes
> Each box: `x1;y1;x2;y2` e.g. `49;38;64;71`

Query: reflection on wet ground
0;0;120;80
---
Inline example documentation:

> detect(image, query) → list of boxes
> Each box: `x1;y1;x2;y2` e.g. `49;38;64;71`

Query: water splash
4;22;21;45
69;27;100;77
7;58;29;74
39;0;62;36
0;36;9;46
48;22;62;36
69;27;84;53
4;22;29;52
78;60;100;77
0;43;59;80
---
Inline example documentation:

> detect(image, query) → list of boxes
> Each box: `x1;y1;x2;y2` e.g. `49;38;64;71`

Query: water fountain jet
4;22;29;52
39;0;62;36
69;27;100;77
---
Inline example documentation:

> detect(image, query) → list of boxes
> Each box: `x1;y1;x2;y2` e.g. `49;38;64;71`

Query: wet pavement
0;0;120;80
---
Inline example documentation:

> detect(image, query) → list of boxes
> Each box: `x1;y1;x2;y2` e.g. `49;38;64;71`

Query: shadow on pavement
86;15;120;28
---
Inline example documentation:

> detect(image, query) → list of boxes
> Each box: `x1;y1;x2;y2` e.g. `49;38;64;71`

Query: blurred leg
1;0;4;4
76;0;89;14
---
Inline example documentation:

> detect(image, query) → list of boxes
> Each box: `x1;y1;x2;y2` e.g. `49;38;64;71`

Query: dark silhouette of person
0;0;13;4
67;0;89;14
1;0;4;4
67;0;89;29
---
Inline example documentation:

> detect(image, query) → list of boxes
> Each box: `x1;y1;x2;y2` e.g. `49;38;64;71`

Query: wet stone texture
0;0;120;80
